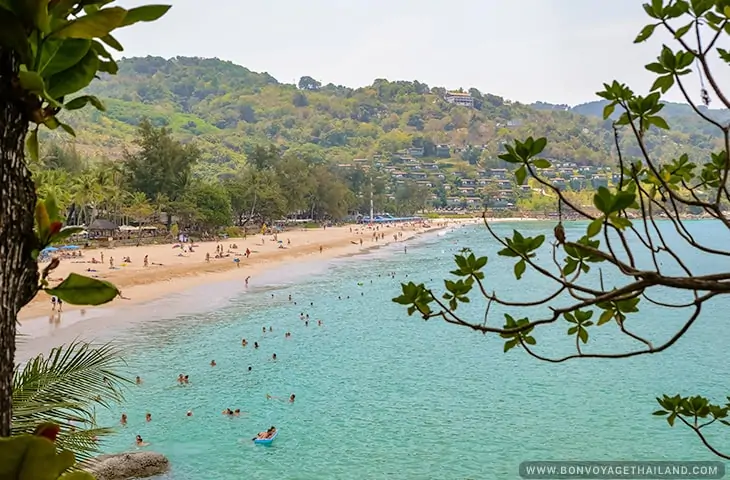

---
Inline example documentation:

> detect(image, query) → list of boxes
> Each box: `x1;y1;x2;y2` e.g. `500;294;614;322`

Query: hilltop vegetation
47;56;725;179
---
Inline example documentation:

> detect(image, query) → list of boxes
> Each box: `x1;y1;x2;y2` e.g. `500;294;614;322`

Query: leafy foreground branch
0;0;169;457
395;0;730;459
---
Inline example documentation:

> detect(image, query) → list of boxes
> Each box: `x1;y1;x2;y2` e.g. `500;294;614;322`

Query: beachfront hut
87;219;119;239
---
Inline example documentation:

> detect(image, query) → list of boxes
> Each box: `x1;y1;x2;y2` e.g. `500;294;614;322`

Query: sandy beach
20;219;481;323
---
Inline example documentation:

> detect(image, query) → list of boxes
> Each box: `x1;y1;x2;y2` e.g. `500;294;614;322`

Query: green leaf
612;192;636;212
0;8;32;63
645;62;667;74
64;95;105;111
119;4;171;27
26;129;39;162
634;23;657;43
44;192;60;221
35;201;51;241
602;102;615;119
16;0;51;33
674;22;693;38
530;137;547;156
587;218;603;238
597;310;614;325
650;75;675;93
59;122;76;136
99;33;123;51
39;39;92;77
17;70;45;94
653;410;668;416
515;165;527;185
45;273;120;306
52;7;128;39
532;158;551;169
46;50;99;99
514;259;526;280
578;327;589;344
648;115;670;130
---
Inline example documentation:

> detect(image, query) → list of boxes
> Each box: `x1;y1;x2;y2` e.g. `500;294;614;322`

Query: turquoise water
94;222;730;479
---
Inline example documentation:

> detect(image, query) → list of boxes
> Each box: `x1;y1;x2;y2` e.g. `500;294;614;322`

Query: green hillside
47;56;723;178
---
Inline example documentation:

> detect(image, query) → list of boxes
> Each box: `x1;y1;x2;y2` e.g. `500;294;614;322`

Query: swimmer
272;353;277;361
120;413;127;425
242;338;248;347
269;326;272;332
136;435;149;447
262;326;266;334
184;375;189;384
248;366;252;371
318;320;322;326
211;360;216;367
136;376;142;385
145;413;152;422
186;410;193;417
254;342;259;349
177;374;184;384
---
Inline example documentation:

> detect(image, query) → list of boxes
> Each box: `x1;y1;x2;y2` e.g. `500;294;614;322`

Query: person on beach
120;414;127;426
210;360;216;367
57;298;63;312
245;276;250;286
319;245;323;253
51;296;57;311
206;252;210;263
144;255;149;267
145;413;152;422
136;435;149;447
109;257;114;269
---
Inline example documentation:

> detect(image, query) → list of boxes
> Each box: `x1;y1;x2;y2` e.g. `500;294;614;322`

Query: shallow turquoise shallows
93;221;730;479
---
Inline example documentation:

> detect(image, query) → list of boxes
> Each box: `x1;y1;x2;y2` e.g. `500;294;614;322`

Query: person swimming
210;360;216;367
120;413;127;425
254;342;259;349
254;426;276;440
145;413;152;422
272;353;277;360
135;376;142;384
136;435;149;447
242;338;248;347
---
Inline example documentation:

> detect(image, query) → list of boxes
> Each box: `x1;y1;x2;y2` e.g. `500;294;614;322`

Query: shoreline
19;220;477;325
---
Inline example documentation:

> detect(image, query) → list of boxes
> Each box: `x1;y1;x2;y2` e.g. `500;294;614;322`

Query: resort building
444;91;474;108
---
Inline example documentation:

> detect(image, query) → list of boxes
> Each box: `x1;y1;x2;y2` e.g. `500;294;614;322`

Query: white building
444;91;474;108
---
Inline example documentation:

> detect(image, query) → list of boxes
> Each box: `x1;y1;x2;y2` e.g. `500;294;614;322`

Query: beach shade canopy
60;245;80;250
87;219;119;231
42;246;59;252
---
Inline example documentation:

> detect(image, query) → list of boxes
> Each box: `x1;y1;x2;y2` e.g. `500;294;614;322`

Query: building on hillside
408;147;425;157
435;145;451;158
444;91;475;108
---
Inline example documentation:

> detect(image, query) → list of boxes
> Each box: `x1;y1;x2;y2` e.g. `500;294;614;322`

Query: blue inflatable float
253;431;278;445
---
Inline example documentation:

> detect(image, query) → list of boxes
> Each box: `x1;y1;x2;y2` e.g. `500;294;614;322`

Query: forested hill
55;56;723;177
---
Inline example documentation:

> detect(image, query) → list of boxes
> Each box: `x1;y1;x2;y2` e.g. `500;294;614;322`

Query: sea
37;221;730;479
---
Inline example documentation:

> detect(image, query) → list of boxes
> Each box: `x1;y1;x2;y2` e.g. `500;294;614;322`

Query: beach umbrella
42;247;59;252
60;245;80;250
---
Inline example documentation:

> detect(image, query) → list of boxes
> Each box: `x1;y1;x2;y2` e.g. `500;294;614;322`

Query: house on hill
444;91;475;108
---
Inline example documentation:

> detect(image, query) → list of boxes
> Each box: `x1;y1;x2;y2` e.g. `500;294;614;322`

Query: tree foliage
394;0;730;459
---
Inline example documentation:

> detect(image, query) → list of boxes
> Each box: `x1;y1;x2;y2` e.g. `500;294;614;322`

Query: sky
113;0;730;106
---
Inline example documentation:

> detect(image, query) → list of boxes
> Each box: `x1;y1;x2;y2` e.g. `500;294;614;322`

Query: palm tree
12;342;129;462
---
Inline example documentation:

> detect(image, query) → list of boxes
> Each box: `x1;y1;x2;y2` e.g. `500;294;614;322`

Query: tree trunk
0;48;40;436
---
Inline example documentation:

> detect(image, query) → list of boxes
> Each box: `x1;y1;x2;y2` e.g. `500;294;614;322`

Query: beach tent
59;245;80;250
41;246;59;252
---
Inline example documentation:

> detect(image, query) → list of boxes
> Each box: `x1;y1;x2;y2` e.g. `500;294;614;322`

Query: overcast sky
113;0;730;106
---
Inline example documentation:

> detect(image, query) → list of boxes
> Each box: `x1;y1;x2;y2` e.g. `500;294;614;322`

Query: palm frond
12;342;131;460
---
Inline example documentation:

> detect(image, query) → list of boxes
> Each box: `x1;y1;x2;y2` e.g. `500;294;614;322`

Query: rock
83;451;170;480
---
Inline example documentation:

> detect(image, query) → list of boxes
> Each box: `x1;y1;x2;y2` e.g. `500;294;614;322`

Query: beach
20;219;479;323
